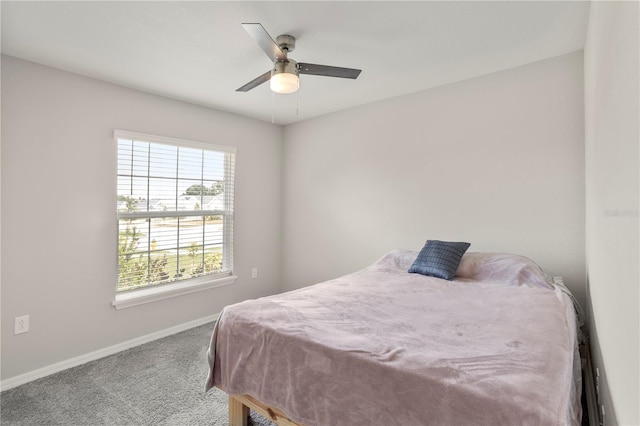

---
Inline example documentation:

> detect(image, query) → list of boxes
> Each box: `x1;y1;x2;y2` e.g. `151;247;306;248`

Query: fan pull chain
296;87;300;117
271;90;276;124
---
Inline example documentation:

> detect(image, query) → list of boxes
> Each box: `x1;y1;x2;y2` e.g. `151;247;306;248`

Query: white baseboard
0;312;220;392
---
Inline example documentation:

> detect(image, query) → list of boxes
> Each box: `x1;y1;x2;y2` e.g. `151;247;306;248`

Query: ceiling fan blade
236;70;272;92
298;63;362;79
241;23;286;62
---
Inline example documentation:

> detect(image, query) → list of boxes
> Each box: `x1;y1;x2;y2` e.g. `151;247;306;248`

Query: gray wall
282;52;586;308
584;2;639;425
1;56;283;380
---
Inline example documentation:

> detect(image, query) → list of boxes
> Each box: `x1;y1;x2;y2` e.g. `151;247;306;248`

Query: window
114;130;235;306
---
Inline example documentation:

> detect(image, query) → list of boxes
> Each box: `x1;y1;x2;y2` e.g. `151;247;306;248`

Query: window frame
112;130;237;309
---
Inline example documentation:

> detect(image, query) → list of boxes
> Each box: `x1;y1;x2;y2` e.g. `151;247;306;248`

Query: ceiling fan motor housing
272;59;299;77
276;34;296;53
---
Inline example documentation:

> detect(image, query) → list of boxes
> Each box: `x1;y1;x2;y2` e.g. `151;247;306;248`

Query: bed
205;248;583;426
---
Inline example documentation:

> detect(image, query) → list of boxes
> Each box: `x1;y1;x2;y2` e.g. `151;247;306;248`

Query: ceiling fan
237;23;362;94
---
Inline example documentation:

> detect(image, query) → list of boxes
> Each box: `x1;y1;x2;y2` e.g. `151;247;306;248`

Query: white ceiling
1;1;590;125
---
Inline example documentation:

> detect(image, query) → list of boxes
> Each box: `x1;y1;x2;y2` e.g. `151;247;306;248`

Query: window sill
112;274;237;310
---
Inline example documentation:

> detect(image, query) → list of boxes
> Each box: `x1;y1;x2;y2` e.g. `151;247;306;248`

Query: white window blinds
115;130;235;292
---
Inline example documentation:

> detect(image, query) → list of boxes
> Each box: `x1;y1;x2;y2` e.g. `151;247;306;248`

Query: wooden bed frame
228;393;304;426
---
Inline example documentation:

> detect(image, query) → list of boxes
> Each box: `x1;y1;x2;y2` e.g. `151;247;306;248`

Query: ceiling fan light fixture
271;73;299;94
271;60;299;94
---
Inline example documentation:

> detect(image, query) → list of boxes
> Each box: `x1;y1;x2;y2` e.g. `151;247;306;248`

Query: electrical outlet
251;268;258;279
15;315;30;335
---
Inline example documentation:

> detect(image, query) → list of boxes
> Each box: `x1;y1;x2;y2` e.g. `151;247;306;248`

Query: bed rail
229;394;304;426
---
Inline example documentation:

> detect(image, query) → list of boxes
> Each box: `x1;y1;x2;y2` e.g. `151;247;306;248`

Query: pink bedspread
206;251;581;425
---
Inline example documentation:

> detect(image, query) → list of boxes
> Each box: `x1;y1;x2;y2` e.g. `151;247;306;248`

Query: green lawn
117;246;223;292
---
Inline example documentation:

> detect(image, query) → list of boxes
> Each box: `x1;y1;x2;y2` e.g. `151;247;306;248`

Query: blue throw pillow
408;240;471;280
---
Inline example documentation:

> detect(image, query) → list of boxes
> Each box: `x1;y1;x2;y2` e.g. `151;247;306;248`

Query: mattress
206;250;582;425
